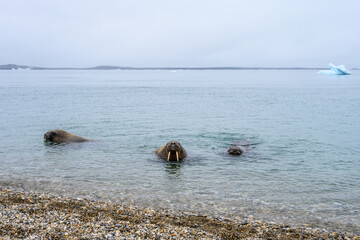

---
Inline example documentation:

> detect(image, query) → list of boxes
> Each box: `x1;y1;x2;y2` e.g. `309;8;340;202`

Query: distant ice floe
318;63;351;75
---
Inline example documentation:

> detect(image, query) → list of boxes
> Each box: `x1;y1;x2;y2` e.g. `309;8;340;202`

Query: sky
1;0;359;68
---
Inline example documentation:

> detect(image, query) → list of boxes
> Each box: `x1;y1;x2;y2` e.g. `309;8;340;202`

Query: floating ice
318;63;351;75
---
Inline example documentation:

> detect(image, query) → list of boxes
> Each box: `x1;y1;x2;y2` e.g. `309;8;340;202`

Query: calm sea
0;69;359;234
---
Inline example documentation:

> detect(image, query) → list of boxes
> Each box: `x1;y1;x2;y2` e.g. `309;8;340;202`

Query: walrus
44;129;88;144
228;145;246;156
156;141;187;161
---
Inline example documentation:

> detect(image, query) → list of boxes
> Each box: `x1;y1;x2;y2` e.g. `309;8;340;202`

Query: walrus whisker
167;152;171;161
176;151;179;161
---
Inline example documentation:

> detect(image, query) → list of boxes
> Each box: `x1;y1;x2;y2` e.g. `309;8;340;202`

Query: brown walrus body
228;145;246;155
44;129;88;144
156;141;187;161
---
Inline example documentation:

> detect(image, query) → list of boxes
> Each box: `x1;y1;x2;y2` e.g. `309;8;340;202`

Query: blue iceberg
318;63;351;75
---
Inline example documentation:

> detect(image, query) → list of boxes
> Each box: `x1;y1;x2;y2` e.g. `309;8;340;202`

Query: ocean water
0;70;359;234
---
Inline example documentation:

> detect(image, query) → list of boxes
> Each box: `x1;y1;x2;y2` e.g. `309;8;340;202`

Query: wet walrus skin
44;129;88;144
228;145;246;155
156;141;187;161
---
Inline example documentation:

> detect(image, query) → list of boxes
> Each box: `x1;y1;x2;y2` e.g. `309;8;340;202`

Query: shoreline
0;188;358;239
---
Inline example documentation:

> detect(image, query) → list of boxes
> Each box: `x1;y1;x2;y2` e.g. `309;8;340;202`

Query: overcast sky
1;0;359;68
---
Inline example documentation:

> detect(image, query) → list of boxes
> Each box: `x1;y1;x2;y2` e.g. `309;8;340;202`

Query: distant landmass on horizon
0;64;358;71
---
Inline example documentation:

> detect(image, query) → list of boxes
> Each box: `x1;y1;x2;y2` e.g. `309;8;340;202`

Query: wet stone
0;188;359;239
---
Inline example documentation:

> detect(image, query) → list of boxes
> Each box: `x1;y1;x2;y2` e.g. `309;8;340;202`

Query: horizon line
1;63;358;70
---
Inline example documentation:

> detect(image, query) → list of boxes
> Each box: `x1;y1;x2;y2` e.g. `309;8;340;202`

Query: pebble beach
0;188;358;239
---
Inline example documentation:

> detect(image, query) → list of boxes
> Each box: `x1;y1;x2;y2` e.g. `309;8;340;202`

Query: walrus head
228;146;243;155
165;141;185;161
44;129;88;144
44;130;63;144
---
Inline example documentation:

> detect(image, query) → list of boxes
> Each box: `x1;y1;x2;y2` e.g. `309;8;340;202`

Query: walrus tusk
176;151;179;161
167;152;171;161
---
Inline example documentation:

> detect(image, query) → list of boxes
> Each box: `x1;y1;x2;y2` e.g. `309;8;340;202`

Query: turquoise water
0;70;359;234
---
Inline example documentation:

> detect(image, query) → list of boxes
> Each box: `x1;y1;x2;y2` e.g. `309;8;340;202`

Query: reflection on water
164;162;183;177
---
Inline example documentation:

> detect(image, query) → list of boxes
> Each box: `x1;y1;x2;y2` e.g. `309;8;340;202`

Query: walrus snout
167;142;180;151
228;146;244;155
166;142;183;160
44;131;56;142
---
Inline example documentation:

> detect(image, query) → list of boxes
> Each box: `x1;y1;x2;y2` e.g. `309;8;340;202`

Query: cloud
1;0;359;67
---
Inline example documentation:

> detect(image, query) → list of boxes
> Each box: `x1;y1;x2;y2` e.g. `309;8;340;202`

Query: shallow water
0;70;359;234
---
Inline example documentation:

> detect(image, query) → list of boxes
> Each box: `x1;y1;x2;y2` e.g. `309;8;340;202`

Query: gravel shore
0;188;359;239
